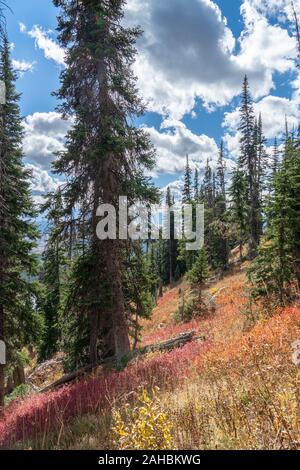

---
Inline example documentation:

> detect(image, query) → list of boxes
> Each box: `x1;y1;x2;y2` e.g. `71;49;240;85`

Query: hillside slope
0;265;299;450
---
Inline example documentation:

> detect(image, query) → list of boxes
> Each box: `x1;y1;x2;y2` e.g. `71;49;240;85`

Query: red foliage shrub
0;338;208;448
3;271;298;449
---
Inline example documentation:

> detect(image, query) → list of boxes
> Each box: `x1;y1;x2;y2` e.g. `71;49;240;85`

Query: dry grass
140;268;300;450
164;307;300;449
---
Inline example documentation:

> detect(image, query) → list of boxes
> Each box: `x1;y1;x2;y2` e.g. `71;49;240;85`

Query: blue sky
4;0;300;200
7;0;59;115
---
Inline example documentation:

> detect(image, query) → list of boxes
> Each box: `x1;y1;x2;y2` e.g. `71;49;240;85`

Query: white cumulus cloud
146;120;235;177
27;163;59;194
124;0;299;119
146;120;219;175
12;59;35;73
20;23;66;66
224;94;300;142
23;112;72;170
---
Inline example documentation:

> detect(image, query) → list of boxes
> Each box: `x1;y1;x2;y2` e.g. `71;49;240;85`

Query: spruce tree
52;0;158;365
203;159;214;209
178;156;194;273
123;242;156;349
216;140;226;206
292;1;300;66
228;169;248;260
165;186;174;285
257;114;268;188
148;241;160;299
282;136;300;286
266;137;280;204
272;137;280;176
256;113;268;234
160;187;180;285
238;76;260;258
0;36;41;406
187;248;209;303
248;119;300;308
194;168;199;201
39;192;68;360
213;140;229;270
248;137;295;307
183;154;192;202
202;159;216;267
157;229;165;296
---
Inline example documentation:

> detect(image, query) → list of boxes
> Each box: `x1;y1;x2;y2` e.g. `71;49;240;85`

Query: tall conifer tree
39;191;68;360
0;35;40;406
216;140;226;213
228;169;248;260
272;137;280;176
52;0;158;365
238;76;262;257
194;168;199;201
183;155;192;202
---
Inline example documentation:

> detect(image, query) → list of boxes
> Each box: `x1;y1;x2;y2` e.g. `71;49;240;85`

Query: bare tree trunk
98;312;115;359
13;365;25;388
292;2;300;66
133;311;139;350
169;239;174;287
159;280;163;298
90;177;101;365
107;240;130;359
199;287;202;305
93;45;130;361
179;289;185;322
113;308;130;359
5;374;13;395
89;311;99;365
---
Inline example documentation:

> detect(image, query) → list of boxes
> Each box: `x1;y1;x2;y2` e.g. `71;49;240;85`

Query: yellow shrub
112;388;173;450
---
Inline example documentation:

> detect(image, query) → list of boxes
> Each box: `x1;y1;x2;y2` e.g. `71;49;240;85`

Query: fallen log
40;330;202;393
138;330;197;355
40;360;111;393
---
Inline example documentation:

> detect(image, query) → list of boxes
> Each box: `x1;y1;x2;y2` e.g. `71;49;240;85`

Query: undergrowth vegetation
112;388;173;450
1;270;299;450
166;306;300;449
